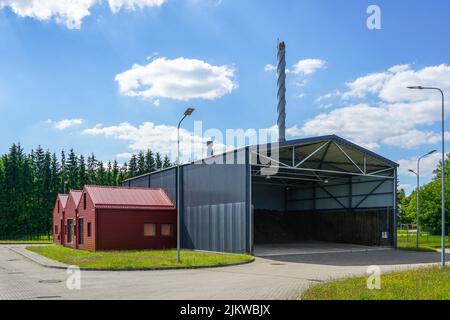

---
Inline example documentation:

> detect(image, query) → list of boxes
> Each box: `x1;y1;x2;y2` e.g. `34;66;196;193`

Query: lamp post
176;107;195;263
407;86;446;267
408;150;436;248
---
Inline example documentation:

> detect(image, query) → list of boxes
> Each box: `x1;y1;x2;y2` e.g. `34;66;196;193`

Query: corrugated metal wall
122;145;396;252
123;151;251;254
149;168;177;204
286;176;394;211
254;208;394;246
184;203;247;253
182;158;250;254
125;175;149;188
252;183;285;211
124;168;177;204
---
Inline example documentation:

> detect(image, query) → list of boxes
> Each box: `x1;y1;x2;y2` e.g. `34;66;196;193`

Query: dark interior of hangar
251;139;396;247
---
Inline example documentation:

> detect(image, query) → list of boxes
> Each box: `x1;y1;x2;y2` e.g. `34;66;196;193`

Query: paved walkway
11;246;68;268
0;244;448;300
254;241;390;257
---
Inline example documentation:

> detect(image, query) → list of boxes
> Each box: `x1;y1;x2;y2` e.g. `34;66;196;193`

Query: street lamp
407;86;446;267
176;107;195;263
408;150;437;248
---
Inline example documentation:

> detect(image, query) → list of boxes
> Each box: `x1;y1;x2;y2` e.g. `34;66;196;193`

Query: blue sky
1;0;450;193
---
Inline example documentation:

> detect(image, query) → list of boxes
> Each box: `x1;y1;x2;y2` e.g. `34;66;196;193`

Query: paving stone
0;244;447;300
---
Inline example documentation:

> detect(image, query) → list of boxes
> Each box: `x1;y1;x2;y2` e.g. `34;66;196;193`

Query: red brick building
53;185;176;251
64;190;83;249
53;194;68;245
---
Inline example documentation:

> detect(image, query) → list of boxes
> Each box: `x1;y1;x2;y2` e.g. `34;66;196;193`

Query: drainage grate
270;263;286;266
8;272;24;274
35;296;61;299
39;279;63;284
7;259;20;262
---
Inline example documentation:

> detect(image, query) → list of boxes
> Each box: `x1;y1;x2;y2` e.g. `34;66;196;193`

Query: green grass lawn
397;231;450;252
27;245;253;269
0;240;53;244
0;234;53;244
302;266;450;300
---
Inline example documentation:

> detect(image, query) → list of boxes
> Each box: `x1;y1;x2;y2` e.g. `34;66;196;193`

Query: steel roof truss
295;141;330;168
251;163;394;179
332;141;365;174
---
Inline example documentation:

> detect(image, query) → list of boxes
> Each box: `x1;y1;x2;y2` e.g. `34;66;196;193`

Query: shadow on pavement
262;249;450;267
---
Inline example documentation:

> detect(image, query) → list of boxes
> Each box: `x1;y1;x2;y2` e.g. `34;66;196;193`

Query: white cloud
296;64;450;150
108;0;165;13
341;64;450;102
397;152;442;178
290;101;450;151
46;118;84;130
293;79;308;88
288;104;394;150
116;152;133;159
340;65;415;100
0;0;96;29
292;59;326;75
388;64;411;73
115;57;237;102
399;183;414;195
380;64;450;103
382;130;450;149
0;0;165;29
315;90;342;104
342;70;394;99
82;122;231;162
318;103;332;110
264;64;276;72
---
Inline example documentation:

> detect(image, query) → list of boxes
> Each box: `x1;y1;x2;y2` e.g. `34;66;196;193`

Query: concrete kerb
10;246;255;272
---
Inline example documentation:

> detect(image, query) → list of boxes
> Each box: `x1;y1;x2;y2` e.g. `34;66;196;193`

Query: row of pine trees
0;143;172;239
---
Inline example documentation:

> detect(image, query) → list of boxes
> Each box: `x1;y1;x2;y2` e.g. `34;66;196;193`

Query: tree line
398;153;450;234
0;143;172;239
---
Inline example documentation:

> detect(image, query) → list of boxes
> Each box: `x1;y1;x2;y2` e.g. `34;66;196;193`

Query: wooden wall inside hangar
253;209;394;247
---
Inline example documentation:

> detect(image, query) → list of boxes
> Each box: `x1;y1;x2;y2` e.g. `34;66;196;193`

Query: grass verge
397;232;449;252
27;245;253;269
301;266;450;300
397;245;437;253
0;240;52;244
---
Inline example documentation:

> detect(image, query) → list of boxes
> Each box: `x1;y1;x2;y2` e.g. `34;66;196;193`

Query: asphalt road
0;244;447;300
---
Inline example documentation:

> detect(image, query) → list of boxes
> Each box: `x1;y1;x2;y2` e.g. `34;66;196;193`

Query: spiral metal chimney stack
277;41;286;143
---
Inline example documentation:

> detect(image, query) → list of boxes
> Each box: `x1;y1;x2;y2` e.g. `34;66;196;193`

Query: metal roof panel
57;194;69;209
84;185;175;210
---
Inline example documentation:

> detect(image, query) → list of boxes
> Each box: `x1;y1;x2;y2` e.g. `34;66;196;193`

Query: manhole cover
35;296;61;299
39;279;63;284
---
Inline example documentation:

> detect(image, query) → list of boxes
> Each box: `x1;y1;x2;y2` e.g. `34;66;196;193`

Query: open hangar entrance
251;136;398;251
124;135;398;255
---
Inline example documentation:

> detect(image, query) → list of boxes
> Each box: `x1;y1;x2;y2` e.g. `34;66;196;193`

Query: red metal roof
69;190;83;206
84;185;175;210
58;194;69;209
